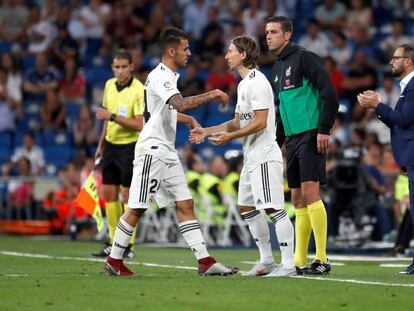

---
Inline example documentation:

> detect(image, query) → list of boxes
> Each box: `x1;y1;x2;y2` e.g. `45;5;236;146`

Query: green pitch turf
0;234;413;311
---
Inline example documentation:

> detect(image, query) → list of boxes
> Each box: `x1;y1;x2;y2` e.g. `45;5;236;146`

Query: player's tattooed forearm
168;92;215;111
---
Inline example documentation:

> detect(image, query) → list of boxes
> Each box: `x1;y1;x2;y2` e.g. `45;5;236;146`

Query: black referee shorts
102;141;135;187
286;129;326;189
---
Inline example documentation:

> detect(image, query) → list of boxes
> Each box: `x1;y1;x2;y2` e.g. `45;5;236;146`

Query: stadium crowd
0;0;414;251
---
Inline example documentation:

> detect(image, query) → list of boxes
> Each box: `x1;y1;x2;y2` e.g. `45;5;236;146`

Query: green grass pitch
0;234;413;311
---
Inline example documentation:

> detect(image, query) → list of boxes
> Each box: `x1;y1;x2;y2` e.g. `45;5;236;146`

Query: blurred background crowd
1;0;414;252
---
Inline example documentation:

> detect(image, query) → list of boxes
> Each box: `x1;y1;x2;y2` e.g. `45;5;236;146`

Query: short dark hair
398;44;414;64
265;16;293;34
231;35;260;69
112;49;132;64
158;27;188;54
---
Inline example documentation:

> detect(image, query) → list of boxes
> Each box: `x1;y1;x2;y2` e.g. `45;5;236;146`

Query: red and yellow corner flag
75;172;104;232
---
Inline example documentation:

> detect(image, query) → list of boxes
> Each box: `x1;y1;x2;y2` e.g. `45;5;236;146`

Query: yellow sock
106;201;122;244
294;207;312;267
308;200;328;262
123;203;137;249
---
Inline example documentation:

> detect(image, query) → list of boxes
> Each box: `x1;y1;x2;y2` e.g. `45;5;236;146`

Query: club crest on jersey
285;66;291;77
164;81;173;90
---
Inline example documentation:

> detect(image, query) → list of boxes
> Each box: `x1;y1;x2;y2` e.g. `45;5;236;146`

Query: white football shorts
238;161;285;210
128;154;192;209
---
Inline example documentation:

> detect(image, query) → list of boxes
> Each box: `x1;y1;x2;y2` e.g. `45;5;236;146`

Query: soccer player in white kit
104;27;239;277
190;35;296;276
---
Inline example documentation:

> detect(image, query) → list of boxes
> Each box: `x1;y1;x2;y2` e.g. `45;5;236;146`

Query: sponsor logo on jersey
285;66;291;77
274;75;278;82
240;112;253;120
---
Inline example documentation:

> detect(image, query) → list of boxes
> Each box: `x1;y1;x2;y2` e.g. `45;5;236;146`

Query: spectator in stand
58;57;86;104
25;4;56;54
39;0;58;24
1;53;23;119
195;6;225;69
331;31;352;70
183;0;210;40
0;68;16;132
178;63;205;98
349;24;378;64
0;0;29;42
362;141;393;240
73;105;99;154
345;0;373;33
3;131;45;176
205;55;238;102
23;52;59;103
342;50;377;114
102;2;136;55
242;0;267;40
79;0;111;41
7;156;34;220
298;19;332;58
40;90;67;131
323;56;345;98
43;162;86;234
52;21;79;71
314;0;347;32
380;18;412;61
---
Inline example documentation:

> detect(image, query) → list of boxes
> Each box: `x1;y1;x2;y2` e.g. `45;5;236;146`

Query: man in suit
358;43;414;274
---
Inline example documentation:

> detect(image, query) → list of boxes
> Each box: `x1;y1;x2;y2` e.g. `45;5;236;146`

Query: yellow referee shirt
103;77;144;144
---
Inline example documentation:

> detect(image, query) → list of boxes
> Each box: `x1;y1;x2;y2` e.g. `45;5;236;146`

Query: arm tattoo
167;91;216;112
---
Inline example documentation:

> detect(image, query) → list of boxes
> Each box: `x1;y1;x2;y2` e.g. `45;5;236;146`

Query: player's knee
176;199;194;214
301;182;320;205
291;190;305;208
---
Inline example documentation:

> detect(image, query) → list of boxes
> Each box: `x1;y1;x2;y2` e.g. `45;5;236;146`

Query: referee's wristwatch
109;113;117;122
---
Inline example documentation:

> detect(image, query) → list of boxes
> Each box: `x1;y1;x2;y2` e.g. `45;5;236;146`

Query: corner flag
75;171;104;232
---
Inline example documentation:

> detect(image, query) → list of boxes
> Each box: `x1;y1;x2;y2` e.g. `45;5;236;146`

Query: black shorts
102;141;135;187
286;129;326;189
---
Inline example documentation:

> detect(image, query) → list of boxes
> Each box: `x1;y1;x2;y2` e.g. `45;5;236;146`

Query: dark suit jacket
376;74;414;167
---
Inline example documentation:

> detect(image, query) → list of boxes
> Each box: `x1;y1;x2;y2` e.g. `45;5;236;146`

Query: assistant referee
93;49;144;258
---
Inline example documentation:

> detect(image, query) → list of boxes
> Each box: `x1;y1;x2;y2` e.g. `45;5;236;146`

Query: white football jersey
235;68;283;170
135;63;181;161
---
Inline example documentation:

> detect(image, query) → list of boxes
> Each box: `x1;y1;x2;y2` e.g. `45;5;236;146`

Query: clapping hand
357;90;381;109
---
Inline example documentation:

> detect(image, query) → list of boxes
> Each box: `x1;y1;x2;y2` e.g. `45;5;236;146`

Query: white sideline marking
1;251;414;287
1;274;30;277
0;251;197;270
241;261;345;266
316;254;412;262
380;264;408;268
293;276;414;288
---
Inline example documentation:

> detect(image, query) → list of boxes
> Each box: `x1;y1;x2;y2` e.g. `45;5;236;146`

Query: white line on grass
2;251;414;287
380;264;408;268
293;275;414;288
241;261;345;266
316;254;412;262
0;251;197;270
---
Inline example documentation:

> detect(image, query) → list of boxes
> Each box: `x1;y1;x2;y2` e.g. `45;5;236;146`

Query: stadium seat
0;131;13;150
0;41;12;53
83;67;113;88
43;145;72;169
65;102;81;124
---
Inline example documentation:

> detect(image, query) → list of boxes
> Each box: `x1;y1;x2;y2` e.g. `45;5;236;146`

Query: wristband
110;113;116;122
